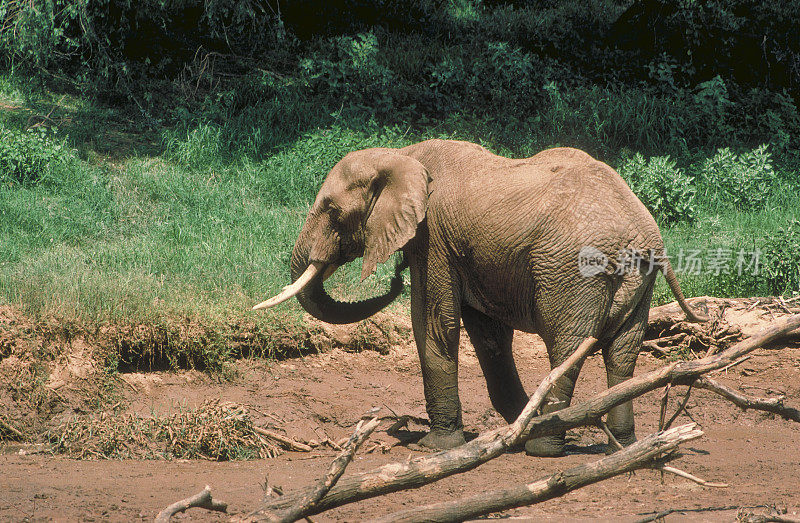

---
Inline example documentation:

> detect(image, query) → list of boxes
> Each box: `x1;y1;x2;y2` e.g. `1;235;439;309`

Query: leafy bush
0;0;83;69
300;32;397;114
759;219;800;296
0;126;71;185
699;145;776;211
618;154;697;225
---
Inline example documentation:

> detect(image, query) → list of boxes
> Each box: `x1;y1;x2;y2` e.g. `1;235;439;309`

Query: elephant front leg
405;236;465;450
417;327;465;450
409;272;464;447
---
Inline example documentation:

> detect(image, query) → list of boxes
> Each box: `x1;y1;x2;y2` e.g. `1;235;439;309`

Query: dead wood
268;415;382;523
370;424;703;523
253;427;313;452
646;297;800;357
0;416;24;440
154;485;227;522
693;377;800;422
245;314;800;521
646;297;744;356
242;336;598;521
599;419;726;488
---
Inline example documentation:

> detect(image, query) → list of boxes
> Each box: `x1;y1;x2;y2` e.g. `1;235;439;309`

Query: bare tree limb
598;419;725;488
246;314;800;521
370;424;703;523
243;336;598;521
155;485;227;522
693;377;800;422
272;415;382;523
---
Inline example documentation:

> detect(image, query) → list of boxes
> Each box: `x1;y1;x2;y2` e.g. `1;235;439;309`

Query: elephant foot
605;431;636;454
525;434;566;457
417;429;466;450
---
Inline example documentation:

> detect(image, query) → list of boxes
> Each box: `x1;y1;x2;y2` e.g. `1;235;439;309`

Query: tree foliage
1;1;798;160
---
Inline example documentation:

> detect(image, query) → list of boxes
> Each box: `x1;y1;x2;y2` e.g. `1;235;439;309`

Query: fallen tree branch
272;415;383;523
253;427;313;452
598;419;726;488
243;336;598;521
693;377;800;422
246;314;800;521
0;416;24;440
154;485;227;522
370;424;703;523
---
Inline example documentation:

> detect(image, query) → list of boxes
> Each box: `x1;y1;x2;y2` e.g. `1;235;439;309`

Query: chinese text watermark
578;247;762;277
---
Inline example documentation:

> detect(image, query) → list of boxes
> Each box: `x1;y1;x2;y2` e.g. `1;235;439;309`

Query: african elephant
254;139;706;456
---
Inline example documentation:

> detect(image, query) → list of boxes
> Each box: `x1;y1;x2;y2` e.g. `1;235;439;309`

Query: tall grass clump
0;123;114;268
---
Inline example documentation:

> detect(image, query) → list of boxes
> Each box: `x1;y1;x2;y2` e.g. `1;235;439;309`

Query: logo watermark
578;246;608;277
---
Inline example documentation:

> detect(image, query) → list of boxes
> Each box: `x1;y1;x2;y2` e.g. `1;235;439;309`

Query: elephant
254;139;706;456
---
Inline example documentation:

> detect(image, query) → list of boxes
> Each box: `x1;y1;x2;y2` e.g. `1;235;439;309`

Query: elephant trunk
289;224;403;325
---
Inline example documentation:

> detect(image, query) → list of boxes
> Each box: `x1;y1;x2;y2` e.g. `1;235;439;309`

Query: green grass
1;71;798;351
0;84;412;329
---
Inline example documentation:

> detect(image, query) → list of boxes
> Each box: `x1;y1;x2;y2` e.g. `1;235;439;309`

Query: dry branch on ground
270;414;383;523
371;423;702;523
244;314;800;521
154;485;227;522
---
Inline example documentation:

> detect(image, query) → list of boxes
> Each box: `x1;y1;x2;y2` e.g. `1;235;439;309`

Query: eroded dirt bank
1;304;800;521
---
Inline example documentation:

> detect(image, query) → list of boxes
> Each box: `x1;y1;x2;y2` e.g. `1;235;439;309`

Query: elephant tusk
322;263;339;281
252;262;325;310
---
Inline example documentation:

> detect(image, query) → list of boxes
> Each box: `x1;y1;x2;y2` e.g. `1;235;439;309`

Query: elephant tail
661;258;709;323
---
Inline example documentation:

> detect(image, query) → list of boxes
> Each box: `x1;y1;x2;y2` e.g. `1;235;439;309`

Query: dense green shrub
2;0;799;170
618;154;697;225
0;126;71;185
759;219;800;296
300;32;398;114
0;0;84;69
698;145;776;211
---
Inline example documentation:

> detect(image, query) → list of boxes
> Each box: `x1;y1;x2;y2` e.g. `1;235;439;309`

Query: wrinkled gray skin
287;139;705;456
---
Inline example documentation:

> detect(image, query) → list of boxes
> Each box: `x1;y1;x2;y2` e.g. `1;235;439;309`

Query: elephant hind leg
601;280;655;448
462;306;528;424
525;277;615;457
524;333;589;457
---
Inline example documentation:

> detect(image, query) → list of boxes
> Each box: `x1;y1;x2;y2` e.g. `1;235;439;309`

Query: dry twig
693;377;800;422
270;413;383;523
154;485;227;522
253;427;313;452
598;419;725;488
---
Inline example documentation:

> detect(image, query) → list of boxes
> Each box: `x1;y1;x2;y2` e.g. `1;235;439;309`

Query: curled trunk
290;230;403;325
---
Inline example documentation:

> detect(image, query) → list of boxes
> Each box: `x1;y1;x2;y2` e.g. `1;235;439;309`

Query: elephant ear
361;153;429;280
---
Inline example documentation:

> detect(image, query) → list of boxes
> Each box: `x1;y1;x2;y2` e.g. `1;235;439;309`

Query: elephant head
253;148;429;323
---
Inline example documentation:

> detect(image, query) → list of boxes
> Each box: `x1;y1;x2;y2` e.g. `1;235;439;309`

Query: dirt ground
2;310;800;521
